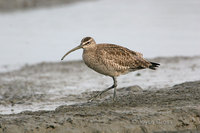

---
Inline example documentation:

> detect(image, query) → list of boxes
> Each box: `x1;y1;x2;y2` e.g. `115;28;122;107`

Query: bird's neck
82;44;97;67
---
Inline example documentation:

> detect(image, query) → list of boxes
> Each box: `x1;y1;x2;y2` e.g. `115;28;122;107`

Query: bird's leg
88;85;114;102
113;77;117;101
89;77;117;102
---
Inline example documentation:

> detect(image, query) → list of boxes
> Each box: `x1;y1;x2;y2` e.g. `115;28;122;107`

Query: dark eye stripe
84;41;90;45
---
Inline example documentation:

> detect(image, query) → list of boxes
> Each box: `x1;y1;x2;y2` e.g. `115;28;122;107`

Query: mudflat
0;56;200;133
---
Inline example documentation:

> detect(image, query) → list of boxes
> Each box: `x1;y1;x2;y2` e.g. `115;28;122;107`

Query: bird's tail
149;62;160;70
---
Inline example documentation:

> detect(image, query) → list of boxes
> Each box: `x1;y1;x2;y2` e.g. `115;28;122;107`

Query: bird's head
80;37;96;49
61;37;96;60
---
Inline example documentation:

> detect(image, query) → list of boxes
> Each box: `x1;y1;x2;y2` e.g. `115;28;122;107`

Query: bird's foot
112;96;116;102
88;92;102;102
88;84;116;102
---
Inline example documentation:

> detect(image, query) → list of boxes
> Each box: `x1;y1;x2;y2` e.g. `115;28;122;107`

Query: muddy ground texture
0;80;200;133
0;0;90;12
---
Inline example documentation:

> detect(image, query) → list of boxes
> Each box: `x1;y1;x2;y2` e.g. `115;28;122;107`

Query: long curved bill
61;45;82;60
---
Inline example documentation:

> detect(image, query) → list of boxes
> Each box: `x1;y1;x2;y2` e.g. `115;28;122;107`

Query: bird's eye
85;41;90;45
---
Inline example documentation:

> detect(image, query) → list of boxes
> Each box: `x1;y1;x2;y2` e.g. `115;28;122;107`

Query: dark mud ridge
0;81;200;133
0;0;90;12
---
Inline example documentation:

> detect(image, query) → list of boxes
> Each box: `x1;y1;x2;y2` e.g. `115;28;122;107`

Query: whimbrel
61;37;160;101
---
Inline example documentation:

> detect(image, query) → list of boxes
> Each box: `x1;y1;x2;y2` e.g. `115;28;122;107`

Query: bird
61;37;160;101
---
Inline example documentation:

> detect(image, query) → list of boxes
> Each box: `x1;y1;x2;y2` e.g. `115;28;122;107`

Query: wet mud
0;56;200;133
0;81;200;133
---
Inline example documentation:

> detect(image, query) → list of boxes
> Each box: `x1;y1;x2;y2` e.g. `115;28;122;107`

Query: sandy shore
0;56;200;133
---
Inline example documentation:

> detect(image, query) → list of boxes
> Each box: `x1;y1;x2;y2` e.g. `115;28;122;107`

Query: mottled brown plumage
61;37;160;101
